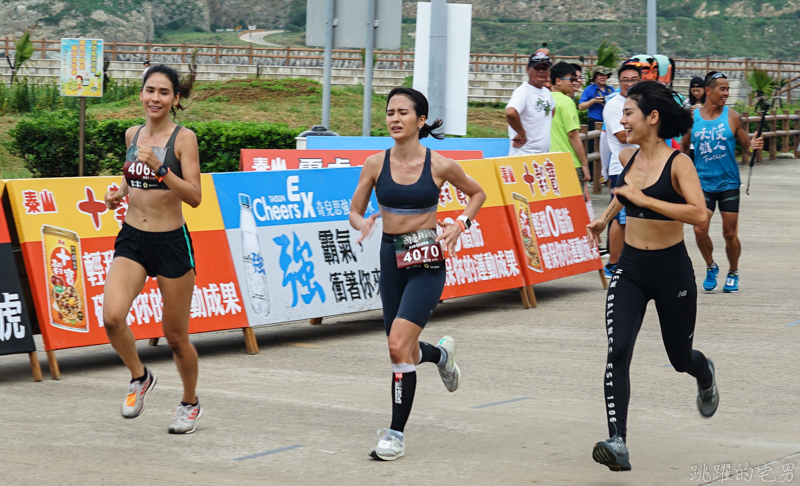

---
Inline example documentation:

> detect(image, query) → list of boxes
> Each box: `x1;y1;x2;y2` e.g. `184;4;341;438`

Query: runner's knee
722;228;737;242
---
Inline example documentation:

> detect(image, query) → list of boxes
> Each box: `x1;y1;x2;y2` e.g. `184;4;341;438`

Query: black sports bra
123;125;184;190
375;148;439;215
615;149;686;221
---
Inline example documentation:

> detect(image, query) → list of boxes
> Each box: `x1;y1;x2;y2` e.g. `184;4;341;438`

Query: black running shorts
703;189;740;214
113;223;196;278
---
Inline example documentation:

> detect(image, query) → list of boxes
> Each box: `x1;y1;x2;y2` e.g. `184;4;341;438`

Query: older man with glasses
600;61;642;277
505;52;555;156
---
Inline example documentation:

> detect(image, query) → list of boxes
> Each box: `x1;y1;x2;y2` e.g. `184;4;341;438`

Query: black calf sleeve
418;341;442;365
389;371;417;433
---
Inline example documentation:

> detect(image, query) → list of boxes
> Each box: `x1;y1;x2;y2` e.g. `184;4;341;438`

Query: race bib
394;229;445;269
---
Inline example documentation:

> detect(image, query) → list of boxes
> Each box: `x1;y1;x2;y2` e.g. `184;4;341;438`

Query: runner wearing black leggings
349;87;486;461
586;81;719;471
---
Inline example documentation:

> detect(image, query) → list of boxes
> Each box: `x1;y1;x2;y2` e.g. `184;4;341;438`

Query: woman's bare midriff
381;211;438;235
125;188;186;232
624;218;685;250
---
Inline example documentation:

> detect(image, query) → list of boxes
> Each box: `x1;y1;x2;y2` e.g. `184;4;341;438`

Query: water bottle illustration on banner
239;194;271;317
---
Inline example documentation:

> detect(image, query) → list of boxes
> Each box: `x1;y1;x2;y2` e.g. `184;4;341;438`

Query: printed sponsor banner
305;136;511;158
240;149;483;171
435;160;527;298
6;175;248;351
60;38;104;97
213;169;383;326
492;153;603;285
0;181;36;355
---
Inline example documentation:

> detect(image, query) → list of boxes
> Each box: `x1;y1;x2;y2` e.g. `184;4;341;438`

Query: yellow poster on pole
59;38;104;97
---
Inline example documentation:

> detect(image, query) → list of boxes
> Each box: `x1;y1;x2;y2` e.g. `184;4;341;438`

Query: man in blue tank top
681;71;763;293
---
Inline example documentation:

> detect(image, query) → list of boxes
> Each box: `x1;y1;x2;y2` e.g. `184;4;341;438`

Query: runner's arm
170;129;202;208
349;154;381;242
732;110;764;156
680;130;692;155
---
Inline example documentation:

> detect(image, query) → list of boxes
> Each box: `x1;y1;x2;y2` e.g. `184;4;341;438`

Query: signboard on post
59;38;104;97
306;0;401;49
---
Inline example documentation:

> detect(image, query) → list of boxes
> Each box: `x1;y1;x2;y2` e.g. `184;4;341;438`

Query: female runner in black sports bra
350;87;486;461
586;81;718;471
103;65;204;434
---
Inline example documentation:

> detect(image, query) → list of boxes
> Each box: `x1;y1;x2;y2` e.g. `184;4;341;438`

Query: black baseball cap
528;52;552;68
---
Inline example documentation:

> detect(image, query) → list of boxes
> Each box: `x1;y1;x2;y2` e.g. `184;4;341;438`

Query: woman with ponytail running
587;81;719;471
349;87;486;461
103;64;203;434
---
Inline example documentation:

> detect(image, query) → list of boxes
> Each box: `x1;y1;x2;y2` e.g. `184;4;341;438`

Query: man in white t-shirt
505;52;555;156
600;61;641;276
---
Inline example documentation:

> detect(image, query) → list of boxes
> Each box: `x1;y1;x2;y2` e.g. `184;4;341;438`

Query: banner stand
309;318;323;325
598;269;609;290
242;327;259;354
28;351;43;381
46;350;60;380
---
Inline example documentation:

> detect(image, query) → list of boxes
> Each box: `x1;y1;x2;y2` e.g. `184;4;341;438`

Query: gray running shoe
168;401;203;434
697;359;719;418
121;367;157;419
436;336;461;392
592;435;631;471
369;428;405;461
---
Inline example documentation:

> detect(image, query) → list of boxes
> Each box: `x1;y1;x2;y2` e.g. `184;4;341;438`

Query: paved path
1;159;799;485
238;30;284;47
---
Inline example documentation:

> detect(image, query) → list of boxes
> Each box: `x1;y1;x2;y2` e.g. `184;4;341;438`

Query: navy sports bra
615;149;686;221
375;148;439;215
123;125;184;190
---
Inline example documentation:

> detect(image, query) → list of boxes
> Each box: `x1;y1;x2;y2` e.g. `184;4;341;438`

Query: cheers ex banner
0;182;36;355
213;168;382;326
240;149;483;171
436;160;527;299
493;153;602;286
6;175;247;351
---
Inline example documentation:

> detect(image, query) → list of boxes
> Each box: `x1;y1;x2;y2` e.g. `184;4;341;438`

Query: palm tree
595;40;621;69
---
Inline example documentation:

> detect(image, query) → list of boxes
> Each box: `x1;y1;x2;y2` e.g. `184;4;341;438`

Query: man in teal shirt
549;62;590;183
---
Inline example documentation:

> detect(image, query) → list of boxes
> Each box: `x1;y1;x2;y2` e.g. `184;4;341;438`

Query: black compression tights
603;242;713;440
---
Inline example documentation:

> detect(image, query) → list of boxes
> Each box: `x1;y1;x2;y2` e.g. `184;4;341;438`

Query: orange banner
436;160;526;299
492;153;603;285
240;149;483;171
6;175;248;351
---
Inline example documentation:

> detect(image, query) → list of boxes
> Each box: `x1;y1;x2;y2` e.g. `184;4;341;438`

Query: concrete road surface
1;158;799;485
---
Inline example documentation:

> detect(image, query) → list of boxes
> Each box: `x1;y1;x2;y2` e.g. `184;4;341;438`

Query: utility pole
647;0;657;54
362;0;376;136
428;0;447;124
322;0;334;128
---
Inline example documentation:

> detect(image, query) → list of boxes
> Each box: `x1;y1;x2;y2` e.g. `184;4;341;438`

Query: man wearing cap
505;52;555;156
579;66;614;157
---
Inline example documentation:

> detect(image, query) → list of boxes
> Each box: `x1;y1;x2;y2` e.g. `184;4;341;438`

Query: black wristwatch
156;164;169;178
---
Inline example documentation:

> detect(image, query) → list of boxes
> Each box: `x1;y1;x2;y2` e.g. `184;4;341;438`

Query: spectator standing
570;63;584;101
549;62;590;183
601;62;641;277
505;52;555;156
142;60;150;78
579;66;614;154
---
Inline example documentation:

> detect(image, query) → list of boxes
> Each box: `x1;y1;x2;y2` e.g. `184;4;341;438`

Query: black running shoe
697;359;719;418
592;435;631;471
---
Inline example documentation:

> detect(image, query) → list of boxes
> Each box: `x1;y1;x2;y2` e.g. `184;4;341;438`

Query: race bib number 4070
393;229;445;269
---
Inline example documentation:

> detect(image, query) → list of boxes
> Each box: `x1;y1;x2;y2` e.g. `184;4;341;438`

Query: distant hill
1;0;798;60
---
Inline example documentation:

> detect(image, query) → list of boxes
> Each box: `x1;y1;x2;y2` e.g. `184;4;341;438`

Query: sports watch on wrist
457;214;472;229
156;165;169;182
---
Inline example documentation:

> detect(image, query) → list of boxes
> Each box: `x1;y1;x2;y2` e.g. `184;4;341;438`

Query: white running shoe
437;336;461;392
121;367;157;419
369;428;405;461
168;401;203;434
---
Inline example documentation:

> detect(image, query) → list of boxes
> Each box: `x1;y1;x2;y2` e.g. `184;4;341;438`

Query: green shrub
8;111;302;177
8;109;101;177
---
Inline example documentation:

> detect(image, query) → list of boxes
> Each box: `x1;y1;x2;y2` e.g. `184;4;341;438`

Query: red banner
240;149;483;171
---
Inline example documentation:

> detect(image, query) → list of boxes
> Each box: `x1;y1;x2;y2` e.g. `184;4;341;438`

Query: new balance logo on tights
677;290;687;298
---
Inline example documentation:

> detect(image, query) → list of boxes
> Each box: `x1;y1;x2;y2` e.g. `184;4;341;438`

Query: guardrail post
769;110;777;160
513;53;518;74
783;109;790;154
285;46;291;66
39;38;46;59
473;53;479;74
705;57;710;76
248;44;253;65
182;42;187;63
398;49;404;70
794;110;800;158
215;44;220;64
111;41;117;61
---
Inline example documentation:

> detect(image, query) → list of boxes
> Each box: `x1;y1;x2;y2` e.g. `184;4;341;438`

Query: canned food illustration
42;225;89;332
511;192;543;273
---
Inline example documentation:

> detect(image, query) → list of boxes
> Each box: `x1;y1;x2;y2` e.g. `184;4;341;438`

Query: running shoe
437;336;461;392
592;435;631;471
604;264;617;278
169;401;203;434
121;367;157;419
697;359;719;418
369;428;405;461
722;273;739;293
703;264;719;291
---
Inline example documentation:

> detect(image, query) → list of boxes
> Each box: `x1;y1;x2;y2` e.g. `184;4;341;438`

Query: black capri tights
603;242;712;439
379;234;446;335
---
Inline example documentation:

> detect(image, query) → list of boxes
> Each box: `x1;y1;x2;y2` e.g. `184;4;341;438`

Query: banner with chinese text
240;149;483;171
436;160;527;299
212;169;383;326
6;175;248;351
492;153;603;285
0;182;36;356
60;38;104;97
